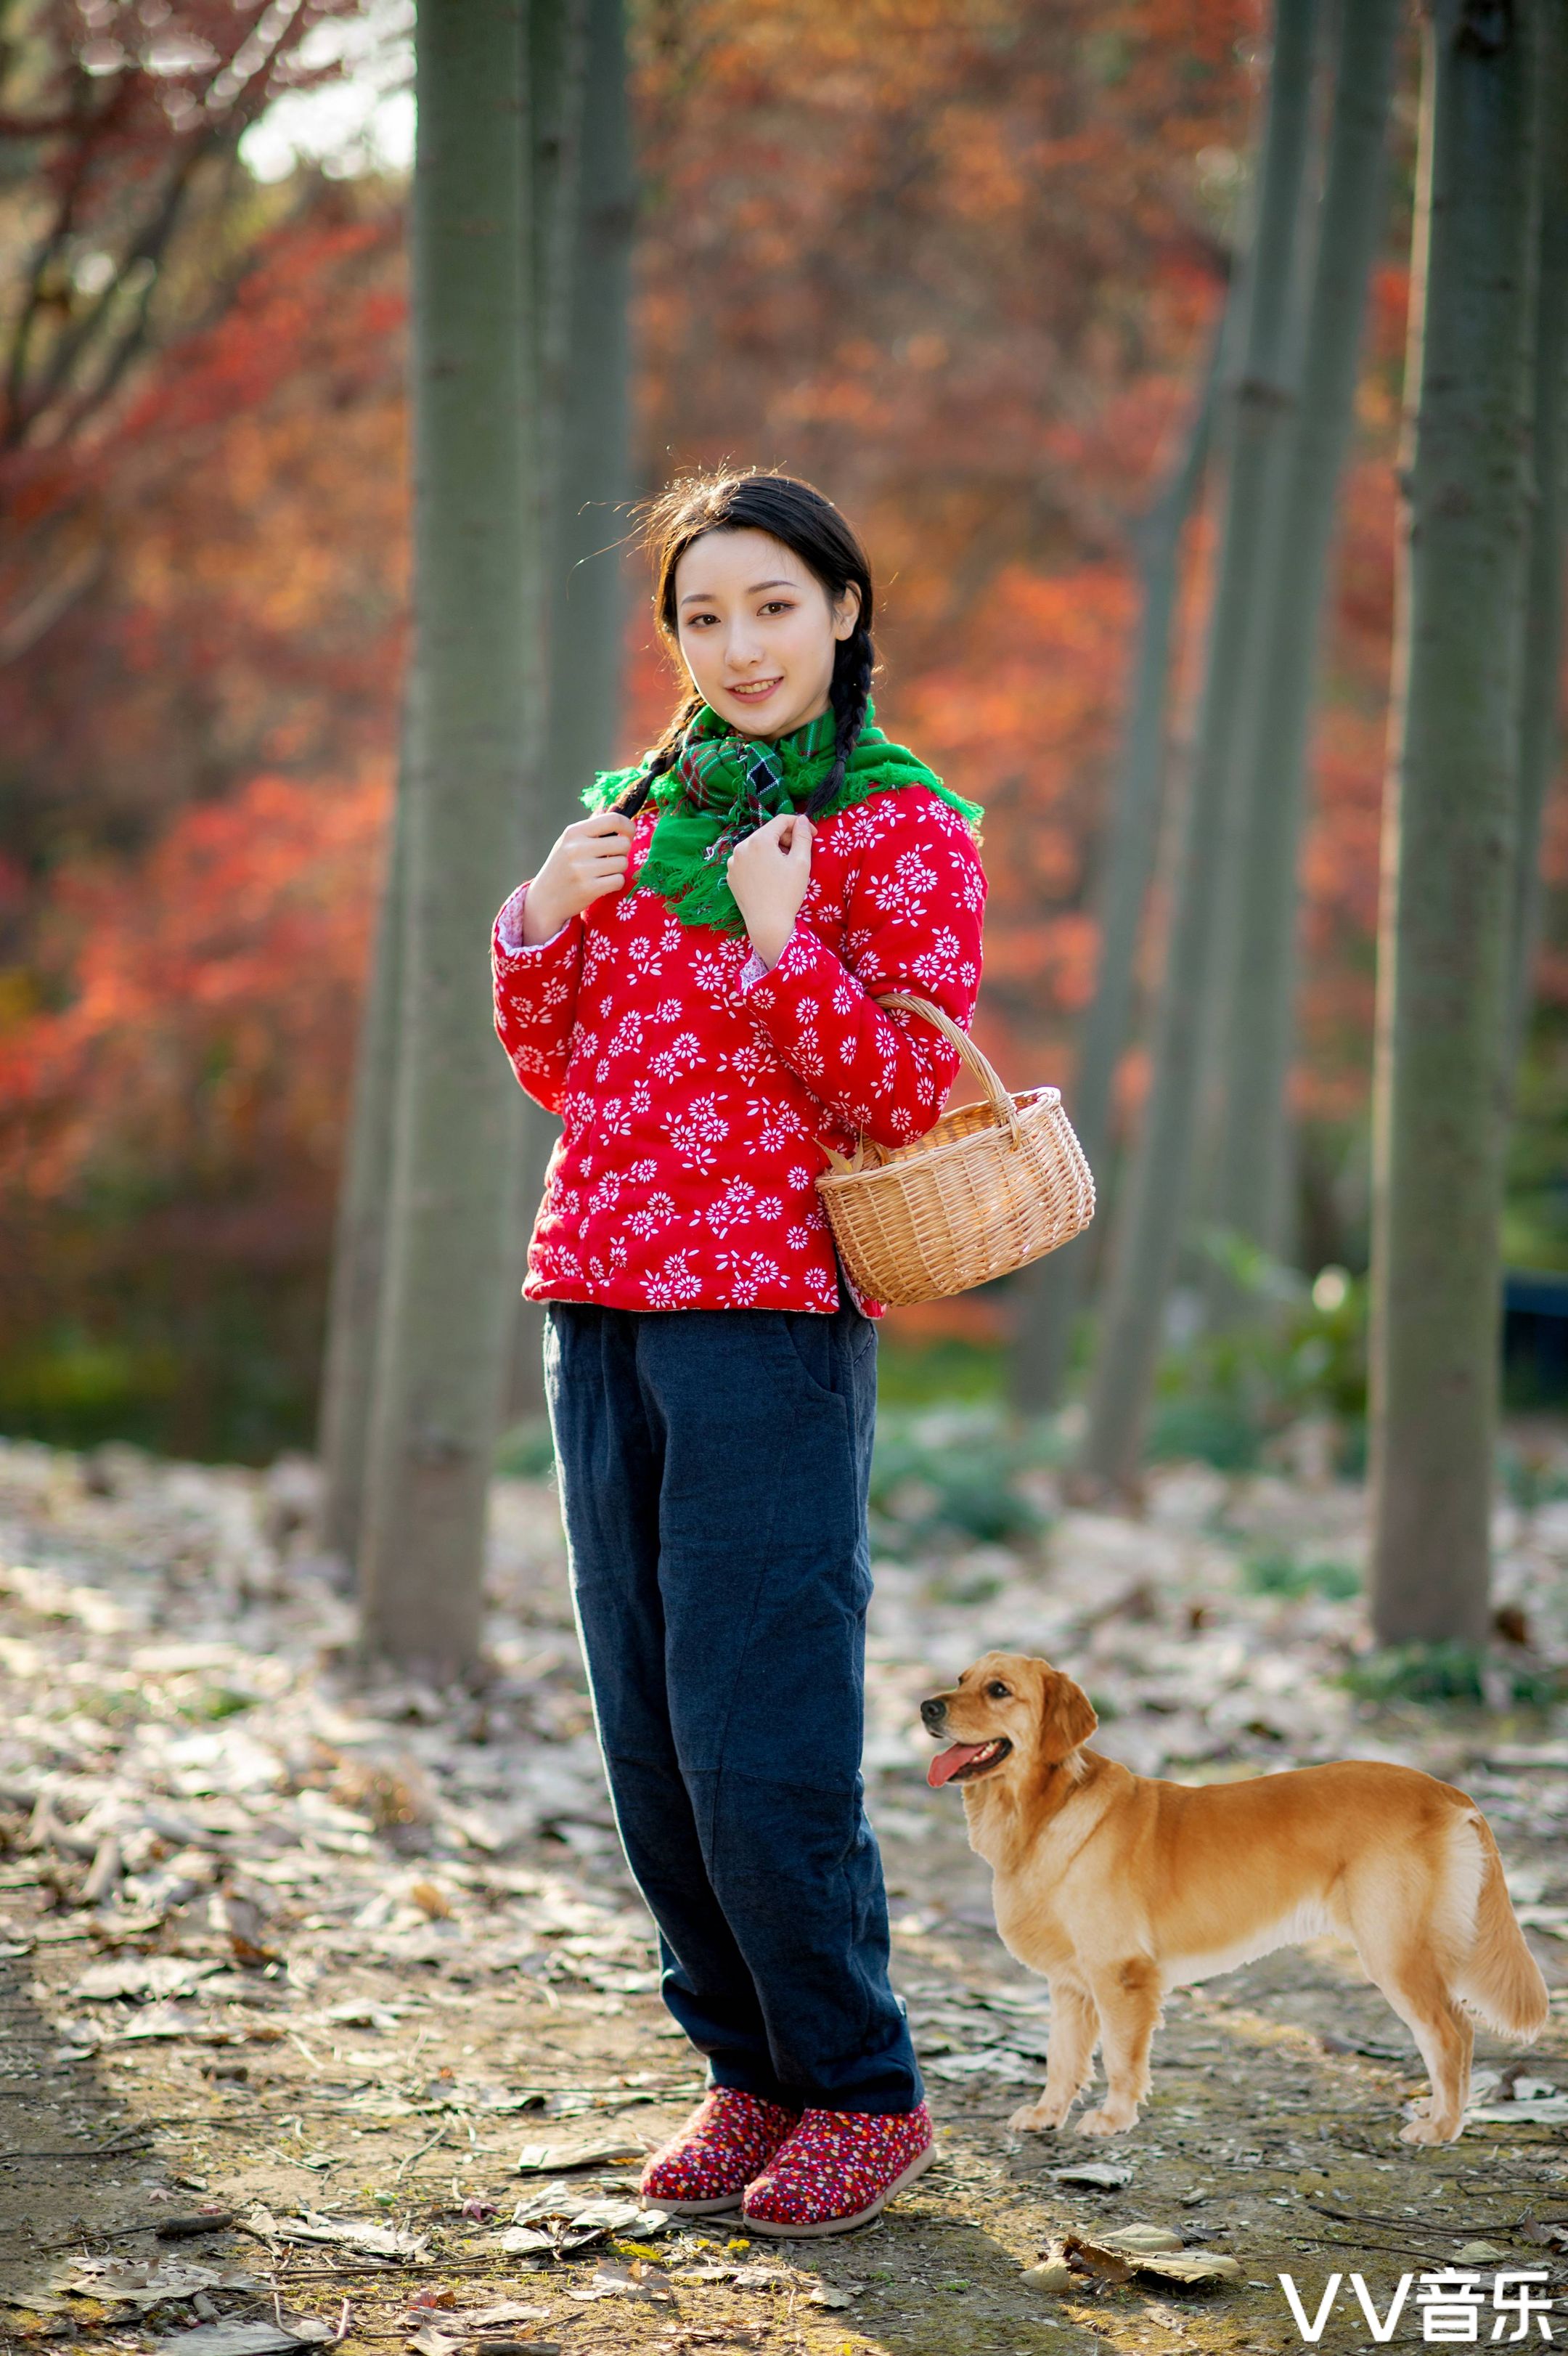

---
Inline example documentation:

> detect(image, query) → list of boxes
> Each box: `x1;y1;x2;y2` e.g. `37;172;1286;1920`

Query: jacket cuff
735;920;817;1002
494;881;579;959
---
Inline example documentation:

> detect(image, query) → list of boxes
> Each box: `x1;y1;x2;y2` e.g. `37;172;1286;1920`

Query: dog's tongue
927;1742;989;1789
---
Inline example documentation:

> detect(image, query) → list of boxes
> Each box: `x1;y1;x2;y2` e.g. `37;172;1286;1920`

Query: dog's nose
920;1697;947;1732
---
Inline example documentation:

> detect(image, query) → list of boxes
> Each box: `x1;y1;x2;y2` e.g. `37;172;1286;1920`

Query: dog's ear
1037;1671;1097;1761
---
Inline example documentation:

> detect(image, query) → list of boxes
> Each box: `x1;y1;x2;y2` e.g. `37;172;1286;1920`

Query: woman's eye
760;600;794;615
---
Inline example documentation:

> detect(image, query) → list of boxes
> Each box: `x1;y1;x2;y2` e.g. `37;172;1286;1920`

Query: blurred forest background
0;0;1561;1477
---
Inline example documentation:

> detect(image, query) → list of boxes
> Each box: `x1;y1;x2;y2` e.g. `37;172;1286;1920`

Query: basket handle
814;987;1024;1168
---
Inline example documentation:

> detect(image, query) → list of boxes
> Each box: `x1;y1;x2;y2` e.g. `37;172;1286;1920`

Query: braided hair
609;468;877;820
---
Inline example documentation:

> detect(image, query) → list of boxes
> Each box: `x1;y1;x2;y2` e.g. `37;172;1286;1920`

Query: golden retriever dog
920;1652;1548;2143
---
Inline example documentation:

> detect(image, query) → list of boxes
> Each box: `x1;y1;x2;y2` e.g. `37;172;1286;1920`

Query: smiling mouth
727;677;782;699
927;1736;1013;1788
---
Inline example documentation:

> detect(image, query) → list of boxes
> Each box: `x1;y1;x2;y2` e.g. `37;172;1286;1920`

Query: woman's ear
1037;1671;1098;1762
833;582;862;641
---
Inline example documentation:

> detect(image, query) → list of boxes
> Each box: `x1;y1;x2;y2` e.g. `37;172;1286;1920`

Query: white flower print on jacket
491;783;987;1318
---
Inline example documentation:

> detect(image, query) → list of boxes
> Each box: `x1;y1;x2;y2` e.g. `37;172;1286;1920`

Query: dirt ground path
2;1435;1567;2356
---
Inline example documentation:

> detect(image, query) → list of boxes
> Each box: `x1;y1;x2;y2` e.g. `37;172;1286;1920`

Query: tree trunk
507;0;634;1421
1010;331;1218;1414
1206;0;1402;1277
316;773;405;1571
1509;0;1568;1064
547;0;634;798
1368;0;1540;1647
1079;0;1320;1492
531;0;590;447
358;1;539;1678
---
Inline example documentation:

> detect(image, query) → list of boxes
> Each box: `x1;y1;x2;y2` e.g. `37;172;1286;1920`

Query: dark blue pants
541;1269;923;2115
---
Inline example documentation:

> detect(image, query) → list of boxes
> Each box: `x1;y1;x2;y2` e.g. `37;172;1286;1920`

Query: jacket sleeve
736;787;987;1150
491;881;586;1118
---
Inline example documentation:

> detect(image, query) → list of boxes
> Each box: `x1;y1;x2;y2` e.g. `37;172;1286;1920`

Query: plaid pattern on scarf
582;700;983;937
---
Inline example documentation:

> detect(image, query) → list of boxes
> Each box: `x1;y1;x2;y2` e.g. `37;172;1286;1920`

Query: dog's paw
1008;2100;1069;2133
1074;2103;1137;2137
1399;2113;1463;2145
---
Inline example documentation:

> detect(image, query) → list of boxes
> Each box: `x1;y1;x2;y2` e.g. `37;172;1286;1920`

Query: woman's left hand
727;812;814;969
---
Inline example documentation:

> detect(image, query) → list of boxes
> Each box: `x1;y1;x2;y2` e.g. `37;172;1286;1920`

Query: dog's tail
1452;1811;1548;2040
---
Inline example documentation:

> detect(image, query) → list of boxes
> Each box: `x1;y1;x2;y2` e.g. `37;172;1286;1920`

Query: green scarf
580;698;985;937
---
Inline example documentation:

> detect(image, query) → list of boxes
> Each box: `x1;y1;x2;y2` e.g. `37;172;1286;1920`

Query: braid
802;623;874;822
608;691;703;816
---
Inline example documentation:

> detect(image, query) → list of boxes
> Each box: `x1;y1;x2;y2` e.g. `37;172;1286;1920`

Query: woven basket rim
816;1083;1070;1194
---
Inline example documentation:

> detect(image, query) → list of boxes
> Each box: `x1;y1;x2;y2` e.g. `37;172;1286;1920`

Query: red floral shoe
639;2088;801;2217
740;2101;935;2236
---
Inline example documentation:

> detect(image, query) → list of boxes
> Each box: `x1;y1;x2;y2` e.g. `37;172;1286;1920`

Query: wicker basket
814;990;1095;1307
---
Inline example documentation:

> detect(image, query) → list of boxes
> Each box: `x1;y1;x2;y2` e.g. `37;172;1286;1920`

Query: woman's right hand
520;813;637;944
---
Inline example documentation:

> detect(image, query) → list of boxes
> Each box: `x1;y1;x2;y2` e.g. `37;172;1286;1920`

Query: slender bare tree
1079;0;1320;1491
1205;0;1403;1279
324;0;635;1571
317;772;406;1570
1508;0;1568;1064
1010;333;1218;1413
356;1;540;1676
1368;0;1541;1647
507;0;635;1419
546;0;634;801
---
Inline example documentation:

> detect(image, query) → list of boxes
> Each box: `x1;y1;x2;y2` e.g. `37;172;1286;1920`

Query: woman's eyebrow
679;578;795;606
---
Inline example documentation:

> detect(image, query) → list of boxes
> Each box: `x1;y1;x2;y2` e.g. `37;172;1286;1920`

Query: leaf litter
2;1429;1568;2349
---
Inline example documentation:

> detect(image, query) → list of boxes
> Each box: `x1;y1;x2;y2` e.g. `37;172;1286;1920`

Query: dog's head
919;1651;1098;1790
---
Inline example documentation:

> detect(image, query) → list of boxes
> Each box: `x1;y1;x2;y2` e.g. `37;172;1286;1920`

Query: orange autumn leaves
1;772;388;1220
2;0;1562;1446
0;205;407;876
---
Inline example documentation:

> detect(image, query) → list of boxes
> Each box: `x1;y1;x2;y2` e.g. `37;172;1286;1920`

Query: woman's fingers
571;817;634;865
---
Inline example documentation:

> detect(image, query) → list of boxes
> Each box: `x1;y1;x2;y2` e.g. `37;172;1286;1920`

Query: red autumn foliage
0;0;1561;1448
0;200;405;882
1;769;388;1218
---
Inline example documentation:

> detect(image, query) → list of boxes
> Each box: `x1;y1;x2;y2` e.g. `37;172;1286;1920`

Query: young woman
491;470;987;2235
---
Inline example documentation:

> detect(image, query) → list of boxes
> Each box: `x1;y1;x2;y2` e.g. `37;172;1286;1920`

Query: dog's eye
986;1681;1010;1700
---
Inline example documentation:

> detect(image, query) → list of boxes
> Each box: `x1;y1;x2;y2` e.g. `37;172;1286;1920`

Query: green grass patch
1242;1550;1361;1602
175;1687;256;1722
868;1404;1057;1557
1337;1642;1567;1708
494;1415;556;1478
1146;1395;1259;1470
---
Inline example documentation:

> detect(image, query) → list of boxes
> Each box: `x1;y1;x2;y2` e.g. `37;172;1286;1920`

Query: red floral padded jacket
491;780;987;1318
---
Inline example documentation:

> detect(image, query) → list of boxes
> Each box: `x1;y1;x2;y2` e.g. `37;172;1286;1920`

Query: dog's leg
1396;1992;1471;2144
1360;1951;1473;2143
1009;1981;1097;2132
1074;1958;1161;2136
1452;2006;1474;2118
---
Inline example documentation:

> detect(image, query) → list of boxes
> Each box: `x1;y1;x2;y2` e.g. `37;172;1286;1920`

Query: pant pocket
770;1308;859;1408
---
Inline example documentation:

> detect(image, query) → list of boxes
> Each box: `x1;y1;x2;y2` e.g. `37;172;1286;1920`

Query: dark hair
609;468;876;822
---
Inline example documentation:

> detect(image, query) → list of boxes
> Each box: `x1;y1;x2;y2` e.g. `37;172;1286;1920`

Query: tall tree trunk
547;0;634;798
1205;0;1403;1278
317;0;581;1565
497;0;589;1432
1368;0;1540;1647
1078;0;1320;1492
507;0;634;1421
1010;332;1218;1414
317;774;405;1571
358;1;539;1677
1509;0;1568;1063
531;0;590;449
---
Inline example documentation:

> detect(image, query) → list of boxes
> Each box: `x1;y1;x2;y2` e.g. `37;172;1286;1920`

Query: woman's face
672;526;859;739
